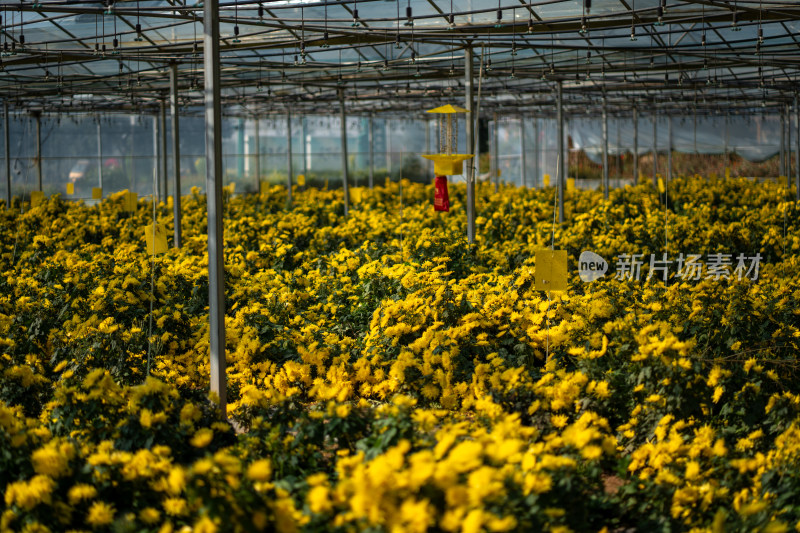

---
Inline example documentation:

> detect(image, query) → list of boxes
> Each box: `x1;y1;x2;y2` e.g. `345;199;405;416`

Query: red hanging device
434;175;450;212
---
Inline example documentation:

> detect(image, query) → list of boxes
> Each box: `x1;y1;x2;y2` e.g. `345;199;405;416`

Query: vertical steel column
203;0;227;415
302;115;309;180
723;114;729;174
652;111;658;187
493;112;499;191
425;116;431;179
796;96;800;200
667;116;673;182
153;115;159;201
557;80;565;223
169;63;182;248
786;103;791;186
339;89;350;216
520;117;527;187
633;106;639;183
465;46;475;243
286;110;293;206
254;118;261;189
160;99;168;201
97;120;104;190
35;113;42;191
3;102;9;207
532;118;539;187
368;114;374;188
780;108;786;177
602;96;609;199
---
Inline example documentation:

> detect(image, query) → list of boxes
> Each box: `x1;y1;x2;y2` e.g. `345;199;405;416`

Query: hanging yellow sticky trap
224;182;236;194
725;167;731;179
92;187;103;200
497;168;502;178
124;191;138;212
66;183;74;195
543;174;551;187
658;177;666;194
535;250;568;292
30;191;45;207
385;177;391;187
350;187;364;204
566;178;576;192
324;178;329;189
144;223;168;254
297;174;306;187
259;180;269;194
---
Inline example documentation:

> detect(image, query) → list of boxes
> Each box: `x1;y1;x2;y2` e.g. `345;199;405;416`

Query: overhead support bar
204;0;227;417
169;63;182;248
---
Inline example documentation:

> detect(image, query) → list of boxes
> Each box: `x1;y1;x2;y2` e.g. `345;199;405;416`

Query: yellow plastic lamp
421;104;474;176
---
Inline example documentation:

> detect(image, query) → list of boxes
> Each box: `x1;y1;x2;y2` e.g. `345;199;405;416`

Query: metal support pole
254;118;260;189
339;89;350;216
3;102;9;207
97;120;104;191
425;116;431;179
286;110;293;207
780;108;786;177
520;117;527;187
602;96;609;199
786;103;791;186
169;63;182;248
160;99;168;201
723;114;729;174
633;106;639;183
204;0;227;415
153;115;159;200
35;113;42;191
368;114;374;188
492;113;500;192
465;46;475;243
652;111;658;187
796;95;800;200
302;115;309;180
533;118;539;186
667;116;673;182
557;81;565;222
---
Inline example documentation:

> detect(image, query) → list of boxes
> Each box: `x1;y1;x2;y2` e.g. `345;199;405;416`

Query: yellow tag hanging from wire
350;187;364;204
66;183;74;195
259;180;269;194
385;177;391;187
543;174;551;187
724;167;731;179
566;178;576;192
296;174;306;187
30;191;45;207
224;182;236;194
144;223;168;254
124;191;138;212
658;177;666;194
92;187;103;200
535;250;568;292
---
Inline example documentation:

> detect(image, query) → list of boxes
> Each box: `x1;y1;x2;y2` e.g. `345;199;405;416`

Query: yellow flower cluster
1;176;799;531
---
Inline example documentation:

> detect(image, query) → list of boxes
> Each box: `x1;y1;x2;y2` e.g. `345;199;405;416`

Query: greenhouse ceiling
1;0;799;117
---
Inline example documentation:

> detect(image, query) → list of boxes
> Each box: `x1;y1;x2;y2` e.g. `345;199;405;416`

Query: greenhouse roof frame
0;0;799;118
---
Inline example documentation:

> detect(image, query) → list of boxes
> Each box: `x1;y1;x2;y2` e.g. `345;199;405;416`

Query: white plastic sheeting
570;114;786;164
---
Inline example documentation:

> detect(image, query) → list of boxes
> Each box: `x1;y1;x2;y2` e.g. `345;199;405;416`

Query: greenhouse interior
2;0;800;531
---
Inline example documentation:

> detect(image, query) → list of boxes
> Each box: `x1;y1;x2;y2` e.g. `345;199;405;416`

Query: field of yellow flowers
1;177;800;532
